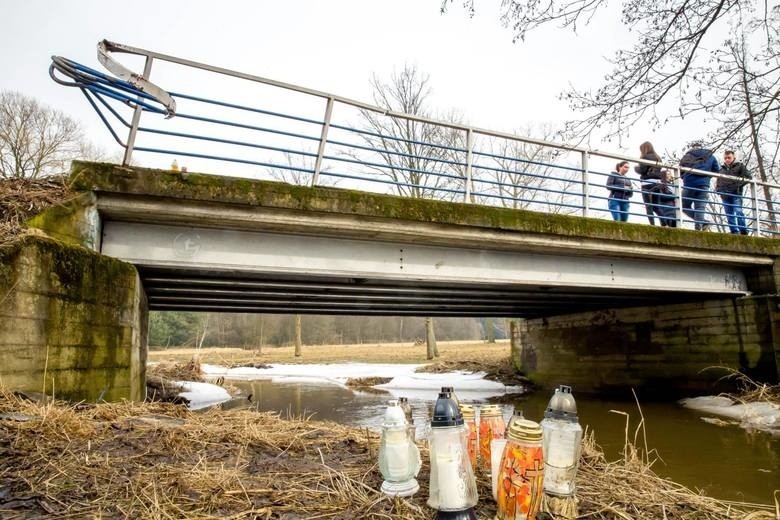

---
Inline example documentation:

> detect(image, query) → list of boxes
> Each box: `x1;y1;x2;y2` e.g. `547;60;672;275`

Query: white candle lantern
427;392;478;520
540;385;583;496
378;399;421;497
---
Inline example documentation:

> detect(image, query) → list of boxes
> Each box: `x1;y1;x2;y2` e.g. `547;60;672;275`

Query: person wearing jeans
716;150;751;235
606;161;633;221
680;142;720;230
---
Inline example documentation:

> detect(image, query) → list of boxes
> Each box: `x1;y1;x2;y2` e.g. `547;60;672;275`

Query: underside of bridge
139;266;725;318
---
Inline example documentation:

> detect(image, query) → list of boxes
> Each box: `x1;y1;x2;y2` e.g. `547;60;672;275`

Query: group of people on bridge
605;141;752;234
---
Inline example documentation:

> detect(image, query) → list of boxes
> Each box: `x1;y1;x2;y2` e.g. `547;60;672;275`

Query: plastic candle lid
460;404;475;419
383;400;407;428
480;404;502;417
507;419;543;442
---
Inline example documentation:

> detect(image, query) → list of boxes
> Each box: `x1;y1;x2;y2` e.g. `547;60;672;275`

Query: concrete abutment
0;236;147;401
512;295;779;396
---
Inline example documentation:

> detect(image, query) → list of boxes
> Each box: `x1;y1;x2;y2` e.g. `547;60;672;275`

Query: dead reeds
0;175;70;245
0;389;775;519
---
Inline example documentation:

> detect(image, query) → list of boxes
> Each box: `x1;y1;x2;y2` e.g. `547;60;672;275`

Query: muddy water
225;379;779;504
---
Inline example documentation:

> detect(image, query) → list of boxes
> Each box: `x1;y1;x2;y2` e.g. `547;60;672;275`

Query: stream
219;377;779;505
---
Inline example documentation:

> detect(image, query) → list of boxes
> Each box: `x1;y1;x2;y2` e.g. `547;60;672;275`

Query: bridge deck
68;162;780;317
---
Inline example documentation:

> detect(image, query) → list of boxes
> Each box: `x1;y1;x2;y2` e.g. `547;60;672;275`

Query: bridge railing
50;40;779;237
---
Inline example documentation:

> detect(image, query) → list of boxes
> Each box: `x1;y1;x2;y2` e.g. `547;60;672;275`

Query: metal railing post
312;97;334;187
581;151;590;217
464;128;474;203
674;167;684;226
122;55;154;166
750;180;761;235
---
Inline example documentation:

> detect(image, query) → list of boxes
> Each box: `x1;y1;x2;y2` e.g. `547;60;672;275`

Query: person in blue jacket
679;141;720;231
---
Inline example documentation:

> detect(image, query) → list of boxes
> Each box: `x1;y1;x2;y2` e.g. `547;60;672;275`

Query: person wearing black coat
648;170;677;227
716;150;751;235
606;161;633;221
634;141;663;225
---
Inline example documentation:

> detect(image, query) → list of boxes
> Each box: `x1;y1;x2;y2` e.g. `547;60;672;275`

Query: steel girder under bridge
102;222;749;318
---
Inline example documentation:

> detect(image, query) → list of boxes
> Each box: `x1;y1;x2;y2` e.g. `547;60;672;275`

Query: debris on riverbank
146;360;234;408
0;389;775;519
681;369;780;435
415;356;527;388
0;175;70;245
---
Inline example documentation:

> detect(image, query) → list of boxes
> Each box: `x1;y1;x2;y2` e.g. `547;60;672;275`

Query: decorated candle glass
478;404;506;471
460;404;477;467
496;419;545;520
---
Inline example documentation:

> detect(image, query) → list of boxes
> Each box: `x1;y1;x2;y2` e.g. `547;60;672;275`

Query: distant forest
148;312;507;349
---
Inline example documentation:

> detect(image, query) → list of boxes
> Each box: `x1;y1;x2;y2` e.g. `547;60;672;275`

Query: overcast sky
2;1;704;169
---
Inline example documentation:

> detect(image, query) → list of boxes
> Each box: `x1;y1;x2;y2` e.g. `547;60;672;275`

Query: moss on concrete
70;161;780;256
26;192;99;250
0;235;144;402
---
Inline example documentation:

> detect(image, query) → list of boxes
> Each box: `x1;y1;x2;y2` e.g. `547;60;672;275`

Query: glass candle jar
478;404;506;471
460;404;477;467
496;418;544;520
427;393;478;517
378;399;421;497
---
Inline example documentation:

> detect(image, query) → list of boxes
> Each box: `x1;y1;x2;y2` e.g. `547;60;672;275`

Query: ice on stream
679;395;780;435
175;381;232;410
200;362;522;402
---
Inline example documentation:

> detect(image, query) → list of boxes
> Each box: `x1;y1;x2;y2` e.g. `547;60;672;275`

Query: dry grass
1;390;775;519
148;359;206;382
0;175;70;245
717;368;780;406
148;340;511;368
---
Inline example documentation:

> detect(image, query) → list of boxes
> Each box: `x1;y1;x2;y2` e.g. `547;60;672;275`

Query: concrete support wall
0;236;147;401
514;296;779;397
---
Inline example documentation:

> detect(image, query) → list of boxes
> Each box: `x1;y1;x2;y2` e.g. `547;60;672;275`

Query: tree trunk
426;317;438;359
486;318;496;343
739;48;777;233
257;314;264;356
294;314;302;357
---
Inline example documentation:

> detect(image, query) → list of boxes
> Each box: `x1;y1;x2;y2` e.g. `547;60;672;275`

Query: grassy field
148;339;512;367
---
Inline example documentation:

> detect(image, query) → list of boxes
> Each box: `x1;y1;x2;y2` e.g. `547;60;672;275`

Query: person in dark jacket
634;141;663;225
606;161;633;221
680;141;720;230
716;150;751;235
648;169;677;227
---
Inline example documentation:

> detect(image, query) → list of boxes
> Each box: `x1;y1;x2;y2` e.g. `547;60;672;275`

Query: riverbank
0;389;774;519
149;340;522;386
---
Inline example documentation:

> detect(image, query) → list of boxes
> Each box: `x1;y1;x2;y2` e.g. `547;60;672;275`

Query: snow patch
201;362;522;401
680;396;780;434
176;381;231;410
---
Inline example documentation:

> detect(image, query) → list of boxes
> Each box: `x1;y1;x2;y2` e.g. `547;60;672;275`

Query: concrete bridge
2;161;778;400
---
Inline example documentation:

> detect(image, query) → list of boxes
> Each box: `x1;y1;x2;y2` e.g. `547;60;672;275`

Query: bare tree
440;1;779;147
267;151;338;187
425;317;439;360
476;125;583;214
294;314;302;357
689;33;779;230
485;318;496;343
0;91;99;179
358;64;466;200
360;66;467;346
